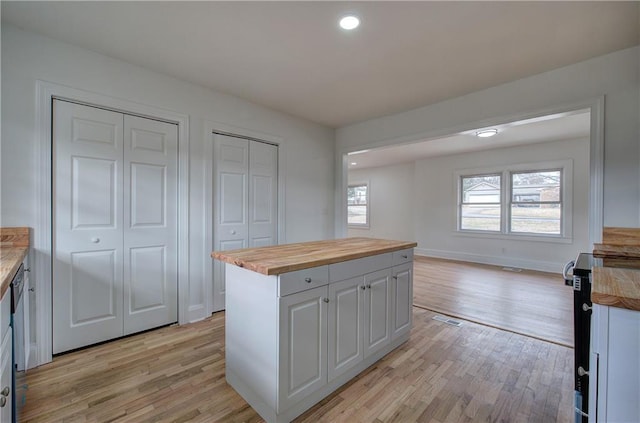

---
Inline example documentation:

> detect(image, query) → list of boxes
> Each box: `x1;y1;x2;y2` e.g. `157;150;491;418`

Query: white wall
348;162;414;241
347;137;589;272
1;25;335;324
415;137;589;272
336;46;640;233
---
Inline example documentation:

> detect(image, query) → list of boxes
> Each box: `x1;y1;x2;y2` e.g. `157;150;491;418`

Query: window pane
348;184;368;225
462;175;501;204
347;185;367;206
511;205;561;234
512;170;561;202
461;204;501;231
348;205;367;225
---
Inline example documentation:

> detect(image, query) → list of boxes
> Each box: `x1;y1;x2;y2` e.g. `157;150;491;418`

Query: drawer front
392;248;413;266
279;266;329;297
329;253;392;282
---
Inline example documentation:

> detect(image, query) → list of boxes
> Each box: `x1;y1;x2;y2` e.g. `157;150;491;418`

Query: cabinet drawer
279;266;329;297
329;253;392;282
392;248;413;266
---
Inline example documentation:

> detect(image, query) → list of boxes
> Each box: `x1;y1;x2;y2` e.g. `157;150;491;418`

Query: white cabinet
363;269;391;357
392;262;413;340
278;285;328;411
0;290;12;422
224;249;413;423
328;277;364;382
589;304;640;423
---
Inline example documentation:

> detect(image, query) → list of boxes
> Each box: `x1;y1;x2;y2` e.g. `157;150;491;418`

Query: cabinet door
364;269;391;358
0;327;12;423
328;277;364;382
278;286;328;412
392;262;413;340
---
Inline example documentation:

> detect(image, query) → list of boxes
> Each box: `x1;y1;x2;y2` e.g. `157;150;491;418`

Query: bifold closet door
53;100;177;354
212;134;277;311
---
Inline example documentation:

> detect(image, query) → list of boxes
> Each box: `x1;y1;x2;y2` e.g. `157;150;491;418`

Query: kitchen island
212;237;417;423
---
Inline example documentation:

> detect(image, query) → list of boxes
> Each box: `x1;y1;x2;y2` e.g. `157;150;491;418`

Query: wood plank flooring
23;307;572;422
413;256;573;347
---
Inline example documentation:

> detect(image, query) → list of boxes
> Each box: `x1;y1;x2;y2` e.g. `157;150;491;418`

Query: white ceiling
348;109;591;169
2;1;638;128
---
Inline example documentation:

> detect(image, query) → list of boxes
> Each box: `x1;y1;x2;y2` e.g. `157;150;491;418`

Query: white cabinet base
227;332;409;423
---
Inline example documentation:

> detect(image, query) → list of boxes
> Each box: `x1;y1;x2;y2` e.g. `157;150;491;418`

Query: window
510;170;561;235
456;161;570;238
348;183;369;227
460;174;501;231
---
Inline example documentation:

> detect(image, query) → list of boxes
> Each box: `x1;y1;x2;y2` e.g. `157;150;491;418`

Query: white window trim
454;159;573;242
348;181;370;229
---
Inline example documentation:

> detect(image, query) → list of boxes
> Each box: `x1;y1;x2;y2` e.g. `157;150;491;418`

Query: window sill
348;225;370;230
453;230;573;244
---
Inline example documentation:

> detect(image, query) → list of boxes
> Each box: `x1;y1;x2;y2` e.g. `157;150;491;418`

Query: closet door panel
53;99;124;354
123;115;178;335
213;134;249;311
249;141;278;248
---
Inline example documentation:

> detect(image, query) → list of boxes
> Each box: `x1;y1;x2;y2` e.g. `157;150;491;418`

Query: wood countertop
0;227;30;299
211;237;417;275
592;265;640;311
592;227;640;312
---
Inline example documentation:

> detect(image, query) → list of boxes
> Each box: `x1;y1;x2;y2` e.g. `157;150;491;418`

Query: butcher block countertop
0;227;30;299
592;227;640;312
211;237;417;275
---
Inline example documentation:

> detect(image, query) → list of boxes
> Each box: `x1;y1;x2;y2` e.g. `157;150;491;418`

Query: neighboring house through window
348;183;369;227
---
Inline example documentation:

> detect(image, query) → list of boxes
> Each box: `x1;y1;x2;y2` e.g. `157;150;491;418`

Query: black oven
564;253;593;423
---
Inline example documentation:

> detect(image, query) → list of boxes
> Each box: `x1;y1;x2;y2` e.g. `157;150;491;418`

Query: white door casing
53;100;178;353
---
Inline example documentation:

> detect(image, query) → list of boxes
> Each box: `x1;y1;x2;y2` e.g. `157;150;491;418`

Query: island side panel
225;264;279;412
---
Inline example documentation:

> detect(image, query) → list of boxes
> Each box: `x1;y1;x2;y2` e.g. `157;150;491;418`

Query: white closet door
249;141;278;248
53;100;124;354
213;134;249;311
123;115;178;335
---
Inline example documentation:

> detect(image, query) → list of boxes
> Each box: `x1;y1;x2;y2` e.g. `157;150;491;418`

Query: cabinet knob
0;387;9;397
392;276;398;280
0;396;5;408
582;303;592;312
230;230;236;235
305;278;312;283
91;237;100;243
323;298;329;303
366;284;371;289
24;268;31;273
360;285;366;290
401;255;408;259
578;366;589;377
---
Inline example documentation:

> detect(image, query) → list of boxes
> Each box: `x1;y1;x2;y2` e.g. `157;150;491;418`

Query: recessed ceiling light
476;129;498;138
339;15;360;30
350;162;357;166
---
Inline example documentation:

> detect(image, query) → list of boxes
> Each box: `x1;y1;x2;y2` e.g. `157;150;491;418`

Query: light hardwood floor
413;256;573;347
23;307;572;422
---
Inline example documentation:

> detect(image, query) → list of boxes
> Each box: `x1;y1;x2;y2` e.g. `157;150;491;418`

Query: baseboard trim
414;248;563;274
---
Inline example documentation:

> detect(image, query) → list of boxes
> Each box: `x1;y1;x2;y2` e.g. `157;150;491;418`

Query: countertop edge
212;239;417;276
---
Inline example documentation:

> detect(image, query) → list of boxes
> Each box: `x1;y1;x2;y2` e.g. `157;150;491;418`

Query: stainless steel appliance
10;264;26;422
564;253;593;423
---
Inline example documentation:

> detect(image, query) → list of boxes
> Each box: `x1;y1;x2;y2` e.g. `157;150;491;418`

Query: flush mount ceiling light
339;15;360;30
475;129;498;138
350;162;357;166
